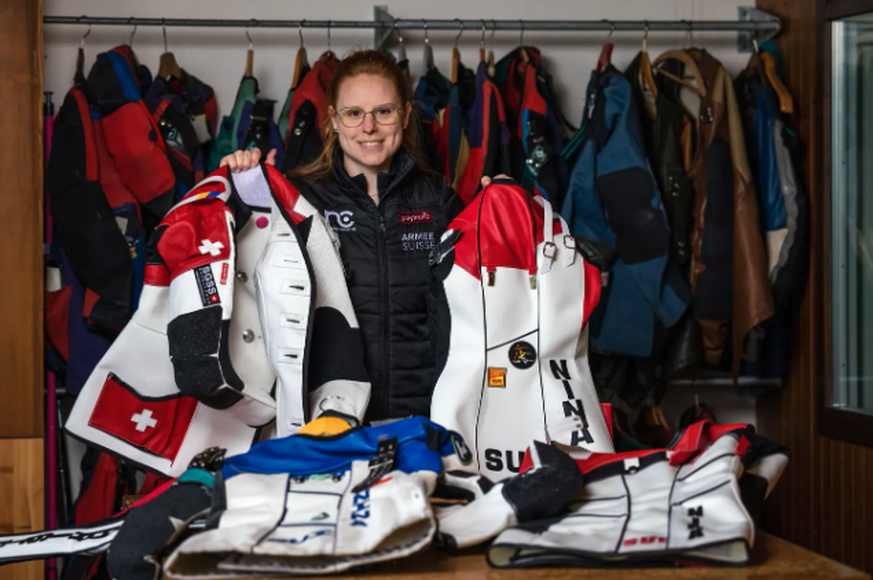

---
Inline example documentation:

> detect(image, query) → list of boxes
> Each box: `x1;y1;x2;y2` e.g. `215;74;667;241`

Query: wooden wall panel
0;0;43;437
0;439;45;580
756;0;873;574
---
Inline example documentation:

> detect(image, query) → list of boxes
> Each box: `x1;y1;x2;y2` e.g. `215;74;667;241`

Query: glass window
832;14;873;414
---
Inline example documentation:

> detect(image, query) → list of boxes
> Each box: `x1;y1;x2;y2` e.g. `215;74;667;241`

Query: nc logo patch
509;341;536;370
324;210;356;232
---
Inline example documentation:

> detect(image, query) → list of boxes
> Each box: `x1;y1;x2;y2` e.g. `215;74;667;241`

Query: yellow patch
297;416;352;437
488;367;507;388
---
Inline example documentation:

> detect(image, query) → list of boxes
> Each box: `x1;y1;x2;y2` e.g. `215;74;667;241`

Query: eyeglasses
336;104;403;128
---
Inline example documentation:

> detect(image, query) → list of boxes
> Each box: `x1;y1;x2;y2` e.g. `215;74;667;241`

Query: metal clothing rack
43;6;781;53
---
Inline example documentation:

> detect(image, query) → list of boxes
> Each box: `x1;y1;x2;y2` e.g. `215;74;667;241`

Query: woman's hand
480;174;511;189
219;147;277;172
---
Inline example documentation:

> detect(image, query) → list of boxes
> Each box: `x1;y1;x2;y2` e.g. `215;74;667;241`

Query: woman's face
330;73;411;175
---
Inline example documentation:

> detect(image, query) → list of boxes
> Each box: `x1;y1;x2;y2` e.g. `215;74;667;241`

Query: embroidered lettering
399;210;433;224
401;231;435;252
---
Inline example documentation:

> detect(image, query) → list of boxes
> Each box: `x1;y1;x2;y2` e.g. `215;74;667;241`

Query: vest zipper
377;211;390;419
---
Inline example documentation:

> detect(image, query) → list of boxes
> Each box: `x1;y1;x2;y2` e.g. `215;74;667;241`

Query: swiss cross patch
399;210;433;224
193;265;221;306
88;373;198;462
198;239;224;256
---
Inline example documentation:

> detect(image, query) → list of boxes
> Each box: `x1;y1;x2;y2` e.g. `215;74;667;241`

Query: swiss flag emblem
88;373;198;462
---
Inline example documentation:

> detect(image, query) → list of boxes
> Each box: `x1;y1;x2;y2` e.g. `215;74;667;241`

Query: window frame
819;0;873;447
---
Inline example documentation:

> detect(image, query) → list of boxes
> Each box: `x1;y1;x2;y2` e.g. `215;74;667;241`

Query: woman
223;50;499;423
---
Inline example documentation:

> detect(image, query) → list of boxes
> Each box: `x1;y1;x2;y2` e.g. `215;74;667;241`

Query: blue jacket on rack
561;65;690;358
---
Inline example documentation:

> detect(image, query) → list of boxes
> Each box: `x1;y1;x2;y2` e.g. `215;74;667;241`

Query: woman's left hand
480;174;511;189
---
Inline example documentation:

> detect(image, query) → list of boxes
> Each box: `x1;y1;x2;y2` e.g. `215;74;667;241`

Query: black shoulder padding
501;442;584;523
167;306;242;409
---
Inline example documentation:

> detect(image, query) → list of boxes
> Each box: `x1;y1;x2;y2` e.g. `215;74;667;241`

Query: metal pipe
43;15;780;34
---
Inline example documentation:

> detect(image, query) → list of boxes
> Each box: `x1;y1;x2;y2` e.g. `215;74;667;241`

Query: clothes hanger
754;39;794;114
518;20;529;64
74;19;90;85
479;20;487;63
292;20;309;89
596;20;614;73
244;22;255;77
422;19;435;71
451;19;463;84
652;403;672;434
394;19;407;65
653;24;706;99
158;18;183;80
653;51;706;97
488;19;496;77
639;21;658;99
121;17;137;48
320;20;337;62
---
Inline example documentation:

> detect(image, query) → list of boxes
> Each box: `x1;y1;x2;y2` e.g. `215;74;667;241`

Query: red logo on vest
88;373;198;462
399;210;433;224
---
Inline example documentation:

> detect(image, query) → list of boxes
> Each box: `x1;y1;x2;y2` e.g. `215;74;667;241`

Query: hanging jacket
625;53;695;270
414;66;451;116
74;448;138;528
454;62;511;204
414;66;452;176
278;61;311;142
496;48;569;208
435;58;475;189
208;75;285;173
561;65;690;358
238;97;285;169
446;60;476;188
66;165;370;477
144;69;218;195
287;148;464;422
413;100;443;173
675;49;775;374
48;86;135;331
735;53;809;378
86;45;177;221
48;46;169;331
624;54;702;379
207;76;255;172
280;55;339;173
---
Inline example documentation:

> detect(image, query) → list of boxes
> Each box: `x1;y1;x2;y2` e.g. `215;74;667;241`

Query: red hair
291;50;424;179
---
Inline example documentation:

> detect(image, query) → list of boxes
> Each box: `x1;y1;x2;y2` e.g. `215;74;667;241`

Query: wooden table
255;532;868;580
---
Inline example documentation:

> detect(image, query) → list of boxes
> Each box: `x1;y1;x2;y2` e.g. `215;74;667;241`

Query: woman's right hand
219;147;277;173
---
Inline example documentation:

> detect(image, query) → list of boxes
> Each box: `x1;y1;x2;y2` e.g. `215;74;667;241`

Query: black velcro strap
352;436;398;493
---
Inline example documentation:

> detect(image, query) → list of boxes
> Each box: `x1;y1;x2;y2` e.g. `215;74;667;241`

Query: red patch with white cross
88;373;198;462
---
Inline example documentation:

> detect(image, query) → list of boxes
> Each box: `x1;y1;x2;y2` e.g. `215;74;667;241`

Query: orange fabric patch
488;368;506;388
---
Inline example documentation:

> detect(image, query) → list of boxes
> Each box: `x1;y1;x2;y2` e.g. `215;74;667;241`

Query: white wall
43;0;759;430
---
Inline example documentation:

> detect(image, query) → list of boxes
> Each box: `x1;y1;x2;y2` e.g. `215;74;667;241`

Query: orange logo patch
488;368;506;388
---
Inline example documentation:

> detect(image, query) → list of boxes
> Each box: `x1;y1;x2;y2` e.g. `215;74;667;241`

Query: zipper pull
379;215;386;235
